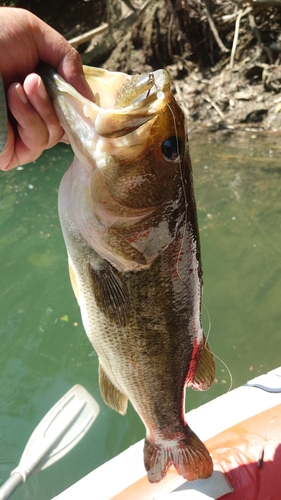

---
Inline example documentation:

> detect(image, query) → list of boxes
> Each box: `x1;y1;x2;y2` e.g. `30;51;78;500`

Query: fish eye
161;136;181;162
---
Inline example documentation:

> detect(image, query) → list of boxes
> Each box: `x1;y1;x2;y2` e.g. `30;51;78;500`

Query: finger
6;82;62;167
0;8;93;101
23;73;64;147
0;76;68;171
30;14;93;100
57;50;94;101
0;122;17;171
8;82;49;151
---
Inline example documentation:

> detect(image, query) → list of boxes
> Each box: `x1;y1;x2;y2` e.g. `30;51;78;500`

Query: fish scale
38;63;216;484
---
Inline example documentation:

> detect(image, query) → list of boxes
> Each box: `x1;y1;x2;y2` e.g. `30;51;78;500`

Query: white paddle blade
14;385;100;477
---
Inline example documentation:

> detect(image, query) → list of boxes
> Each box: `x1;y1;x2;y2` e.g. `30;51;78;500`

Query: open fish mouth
38;64;171;139
86;67;171;138
38;64;175;173
83;66;171;110
88;70;170;137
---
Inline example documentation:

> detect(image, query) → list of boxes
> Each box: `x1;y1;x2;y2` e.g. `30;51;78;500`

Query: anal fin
189;337;216;391
99;363;128;415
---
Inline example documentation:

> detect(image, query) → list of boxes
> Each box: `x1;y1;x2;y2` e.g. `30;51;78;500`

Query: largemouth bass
38;63;215;483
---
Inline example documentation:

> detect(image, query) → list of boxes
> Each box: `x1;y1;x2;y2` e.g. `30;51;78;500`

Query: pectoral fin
89;261;130;327
188;337;216;391
99;363;128;415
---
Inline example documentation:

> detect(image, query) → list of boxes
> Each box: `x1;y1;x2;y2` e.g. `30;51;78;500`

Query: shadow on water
0;134;281;498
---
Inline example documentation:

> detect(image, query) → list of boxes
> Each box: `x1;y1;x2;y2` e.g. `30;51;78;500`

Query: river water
0;133;281;499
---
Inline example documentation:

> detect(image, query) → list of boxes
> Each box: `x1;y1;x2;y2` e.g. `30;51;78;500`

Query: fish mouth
38;64;174;172
38;63;171;140
82;66;172;138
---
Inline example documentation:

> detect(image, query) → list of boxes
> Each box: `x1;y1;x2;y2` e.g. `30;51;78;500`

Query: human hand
0;7;93;171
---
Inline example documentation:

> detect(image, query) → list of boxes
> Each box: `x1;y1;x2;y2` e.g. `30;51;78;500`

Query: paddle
0;385;100;500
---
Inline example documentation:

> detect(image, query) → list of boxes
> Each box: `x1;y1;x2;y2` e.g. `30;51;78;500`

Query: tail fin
144;427;213;483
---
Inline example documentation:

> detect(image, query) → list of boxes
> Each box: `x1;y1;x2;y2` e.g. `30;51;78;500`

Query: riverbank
10;0;281;133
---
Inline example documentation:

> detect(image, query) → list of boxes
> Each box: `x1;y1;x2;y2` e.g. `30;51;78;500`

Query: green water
0;134;281;498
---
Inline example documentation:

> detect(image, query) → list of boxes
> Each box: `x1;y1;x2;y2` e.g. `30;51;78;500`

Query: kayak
52;367;281;500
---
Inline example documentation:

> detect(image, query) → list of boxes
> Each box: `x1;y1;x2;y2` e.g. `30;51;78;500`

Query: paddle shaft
0;473;24;500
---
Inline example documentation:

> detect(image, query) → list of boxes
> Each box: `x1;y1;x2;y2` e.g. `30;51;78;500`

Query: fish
38;63;216;483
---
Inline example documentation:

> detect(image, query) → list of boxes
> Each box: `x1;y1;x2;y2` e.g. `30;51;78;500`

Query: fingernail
15;83;28;104
37;76;47;100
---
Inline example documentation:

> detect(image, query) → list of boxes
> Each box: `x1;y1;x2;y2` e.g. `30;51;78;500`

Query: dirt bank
7;0;281;134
